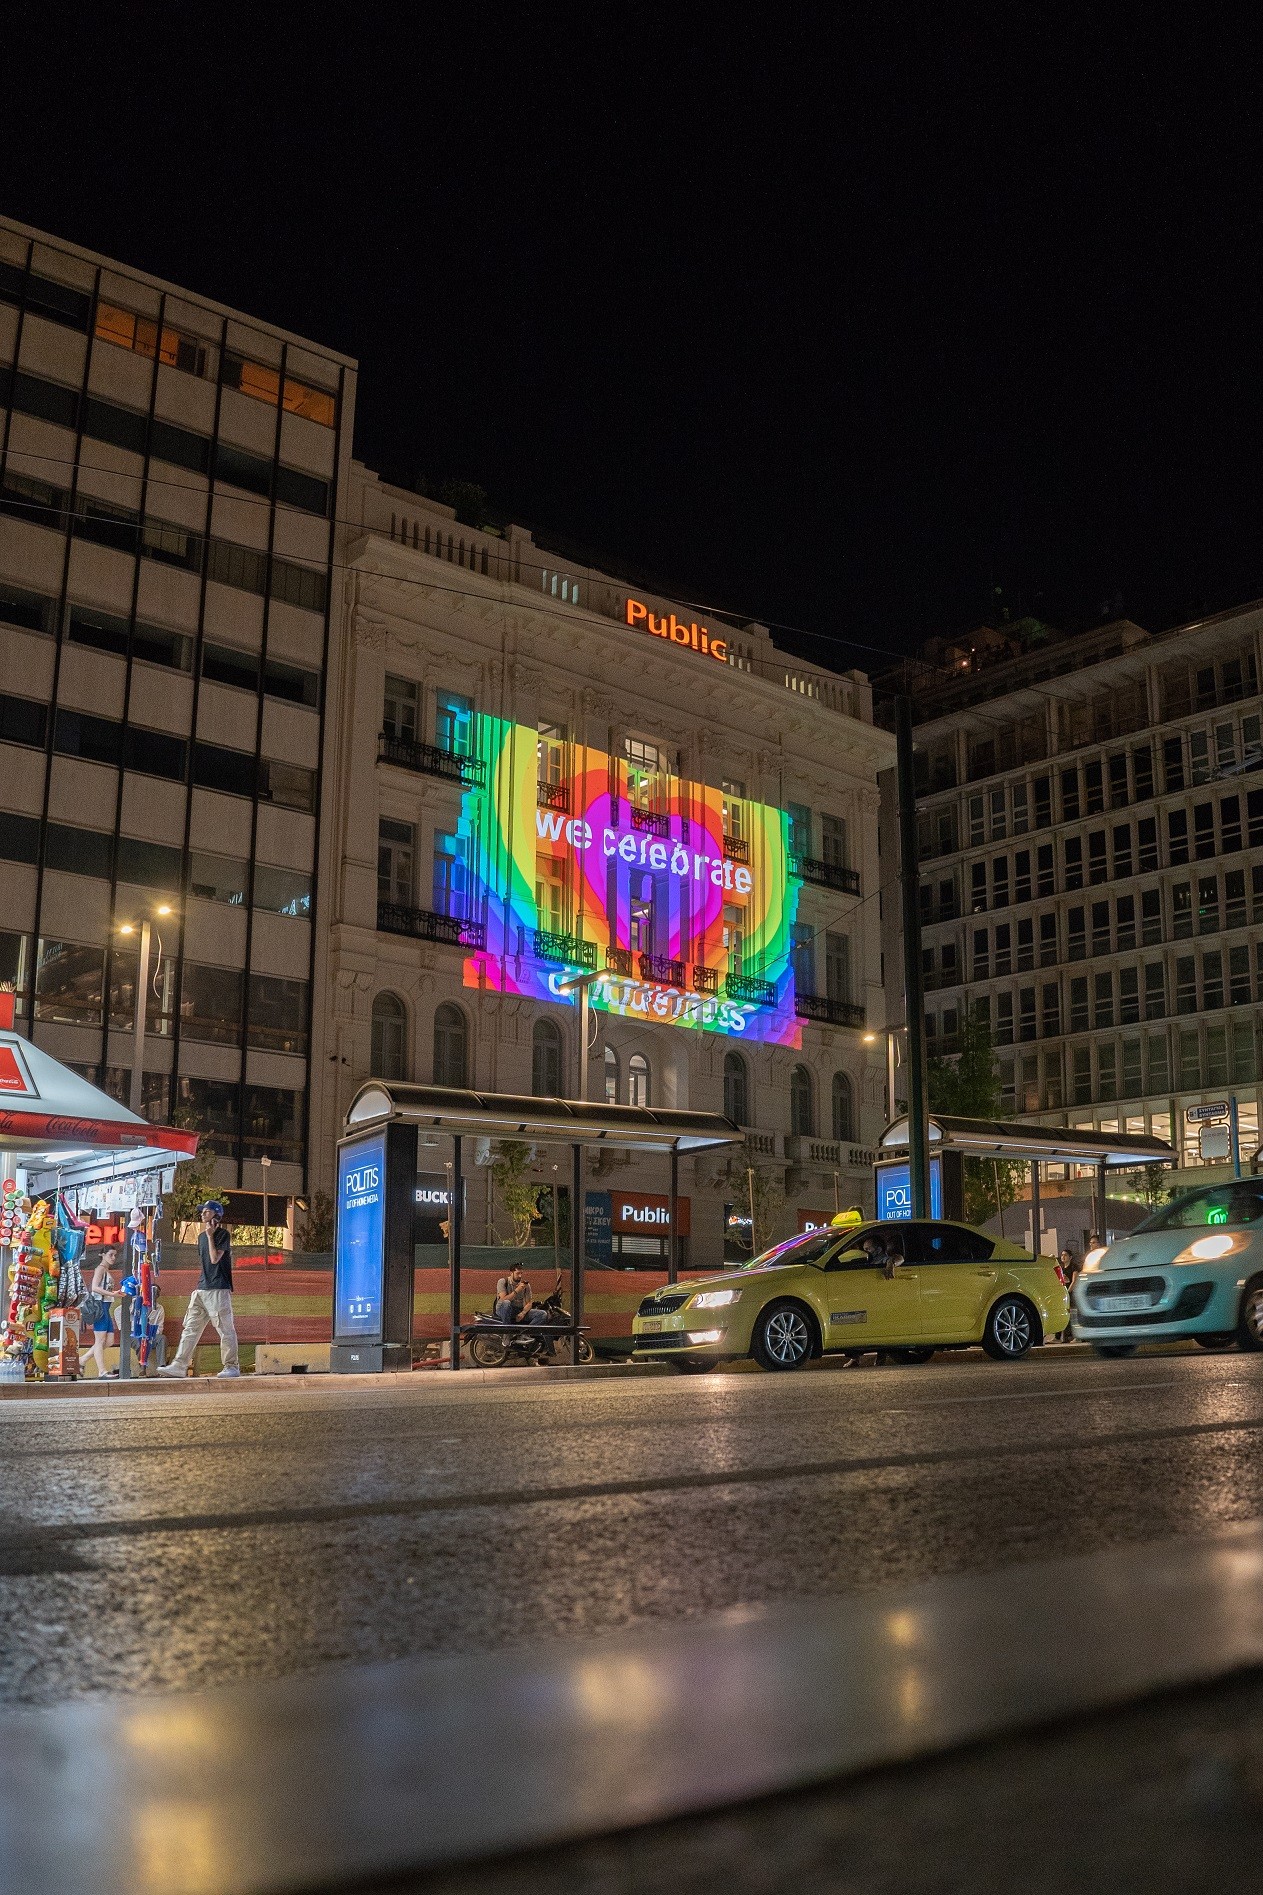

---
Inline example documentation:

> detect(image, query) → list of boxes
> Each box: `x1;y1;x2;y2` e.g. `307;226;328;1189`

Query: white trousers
171;1288;239;1370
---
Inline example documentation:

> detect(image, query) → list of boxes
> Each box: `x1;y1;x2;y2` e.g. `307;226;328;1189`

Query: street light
117;903;176;1116
552;967;603;1100
260;1154;272;1264
863;1027;902;1124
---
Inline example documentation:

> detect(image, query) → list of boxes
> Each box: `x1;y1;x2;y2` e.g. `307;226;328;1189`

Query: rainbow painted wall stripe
459;716;803;1045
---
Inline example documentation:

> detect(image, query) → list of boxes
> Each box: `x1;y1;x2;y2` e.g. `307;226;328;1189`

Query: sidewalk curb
0;1359;671;1399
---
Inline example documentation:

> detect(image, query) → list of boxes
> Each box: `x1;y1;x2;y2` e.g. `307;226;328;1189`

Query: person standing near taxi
157;1201;240;1379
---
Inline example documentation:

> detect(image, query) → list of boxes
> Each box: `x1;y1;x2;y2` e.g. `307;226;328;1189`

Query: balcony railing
722;833;749;862
377;903;486;949
630;808;669;837
691;965;719;994
533;929;597;969
537;781;569;811
785;1136;844;1167
639;953;686;986
789;855;860;895
794;992;866;1029
605;946;634;976
378;733;486;787
726;972;776;1008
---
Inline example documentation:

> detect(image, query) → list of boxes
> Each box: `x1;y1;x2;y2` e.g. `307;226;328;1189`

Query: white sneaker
155;1364;188;1378
216;1366;241;1378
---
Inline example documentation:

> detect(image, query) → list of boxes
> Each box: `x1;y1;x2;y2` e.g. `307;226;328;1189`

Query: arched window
789;1064;815;1137
604;1044;619;1104
532;1017;564;1097
433;1002;468;1088
627;1051;651;1108
723;1050;749;1126
831;1071;855;1143
370;992;407;1082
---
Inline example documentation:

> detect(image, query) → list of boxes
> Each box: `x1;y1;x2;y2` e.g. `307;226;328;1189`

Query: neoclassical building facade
311;467;895;1269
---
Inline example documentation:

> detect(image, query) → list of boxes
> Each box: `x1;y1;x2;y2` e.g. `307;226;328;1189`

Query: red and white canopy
0;1022;198;1185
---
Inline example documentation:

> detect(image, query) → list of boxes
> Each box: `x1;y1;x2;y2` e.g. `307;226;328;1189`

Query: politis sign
625;598;728;663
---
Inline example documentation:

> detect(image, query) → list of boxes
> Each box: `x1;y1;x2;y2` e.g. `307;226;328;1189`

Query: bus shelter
875;1113;1177;1254
332;1083;742;1372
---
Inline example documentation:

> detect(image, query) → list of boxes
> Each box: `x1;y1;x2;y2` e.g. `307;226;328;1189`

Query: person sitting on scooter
495;1266;555;1355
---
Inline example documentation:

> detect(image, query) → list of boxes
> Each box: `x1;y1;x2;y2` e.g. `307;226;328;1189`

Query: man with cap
157;1200;240;1379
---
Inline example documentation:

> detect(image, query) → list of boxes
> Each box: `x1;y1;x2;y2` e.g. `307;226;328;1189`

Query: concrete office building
888;605;1263;1194
312;468;895;1268
0;217;356;1215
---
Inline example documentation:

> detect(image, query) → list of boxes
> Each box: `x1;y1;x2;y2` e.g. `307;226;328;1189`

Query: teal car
1073;1180;1263;1355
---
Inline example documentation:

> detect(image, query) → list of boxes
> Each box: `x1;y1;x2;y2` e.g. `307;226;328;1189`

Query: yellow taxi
632;1221;1069;1371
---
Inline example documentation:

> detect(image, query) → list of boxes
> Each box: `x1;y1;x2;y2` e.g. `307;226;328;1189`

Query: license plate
640;1319;663;1333
1100;1295;1152;1313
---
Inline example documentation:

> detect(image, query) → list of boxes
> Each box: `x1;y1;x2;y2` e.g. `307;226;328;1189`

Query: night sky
6;10;1263;675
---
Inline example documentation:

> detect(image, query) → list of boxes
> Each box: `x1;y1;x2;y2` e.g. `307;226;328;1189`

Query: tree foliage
491;1140;543;1246
296;1191;335;1251
926;1018;1025;1225
165;1112;227;1240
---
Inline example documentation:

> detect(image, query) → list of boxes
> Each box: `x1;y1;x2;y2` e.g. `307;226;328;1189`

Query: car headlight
1172;1232;1251;1264
692;1288;741;1308
1081;1247;1108;1273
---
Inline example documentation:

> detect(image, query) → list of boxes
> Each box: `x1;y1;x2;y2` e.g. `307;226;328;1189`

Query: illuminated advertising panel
460;716;802;1045
334;1132;387;1341
874;1156;943;1221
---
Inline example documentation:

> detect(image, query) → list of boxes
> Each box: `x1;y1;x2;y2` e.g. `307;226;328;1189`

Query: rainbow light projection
460;716;802;1045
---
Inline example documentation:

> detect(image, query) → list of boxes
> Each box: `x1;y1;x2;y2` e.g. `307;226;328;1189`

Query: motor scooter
465;1273;593;1367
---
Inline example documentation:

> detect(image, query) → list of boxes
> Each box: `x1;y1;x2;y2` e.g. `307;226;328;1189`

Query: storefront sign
584;1190;613;1266
611;1191;691;1235
0;1044;33;1094
334;1133;387;1341
874;1156;943;1221
624;598;728;663
463;715;802;1047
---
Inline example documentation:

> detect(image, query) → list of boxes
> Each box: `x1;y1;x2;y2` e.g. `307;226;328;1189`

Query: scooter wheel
468;1331;510;1368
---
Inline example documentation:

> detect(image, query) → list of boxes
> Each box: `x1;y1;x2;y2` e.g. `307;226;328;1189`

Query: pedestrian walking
157;1201;240;1379
80;1245;121;1379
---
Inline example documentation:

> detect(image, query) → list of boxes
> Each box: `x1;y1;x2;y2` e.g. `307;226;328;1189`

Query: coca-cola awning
0;1025;198;1179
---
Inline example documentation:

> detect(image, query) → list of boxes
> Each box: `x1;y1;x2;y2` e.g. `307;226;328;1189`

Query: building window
371;992;408;1082
790;1064;815;1137
788;803;812;857
623;737;663;811
34;940;106;1028
724;1051;749;1126
536;854;568;934
821;814;848;868
532;1017;564;1097
433;1002;468;1087
825;933;852;1005
722;779;747;843
627;1051;651;1108
436;690;473;757
722;904;745;976
604;1045;619;1104
378;820;415;908
433;832;469;918
383;675;418;743
178;963;244;1045
831;1071;854;1142
791;924;814;994
538;721;566;787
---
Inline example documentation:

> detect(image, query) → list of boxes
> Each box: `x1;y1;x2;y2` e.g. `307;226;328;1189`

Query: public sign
1186;1103;1229;1123
1199;1125;1232;1161
334;1132;387;1342
874;1155;944;1222
624;597;729;663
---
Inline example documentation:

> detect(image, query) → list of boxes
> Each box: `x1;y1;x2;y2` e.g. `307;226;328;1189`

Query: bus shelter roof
878;1114;1176;1168
344;1083;743;1154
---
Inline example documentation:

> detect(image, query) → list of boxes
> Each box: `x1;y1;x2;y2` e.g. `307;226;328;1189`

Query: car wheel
752;1301;816;1371
1092;1343;1138;1358
1236;1277;1263;1351
1194;1334;1234;1351
890;1347;935;1364
468;1330;509;1368
982;1295;1038;1361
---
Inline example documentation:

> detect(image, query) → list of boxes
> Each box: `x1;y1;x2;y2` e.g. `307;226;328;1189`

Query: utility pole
895;697;931;1218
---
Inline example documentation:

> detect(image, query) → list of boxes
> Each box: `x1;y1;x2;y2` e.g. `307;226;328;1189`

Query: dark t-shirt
198;1227;234;1291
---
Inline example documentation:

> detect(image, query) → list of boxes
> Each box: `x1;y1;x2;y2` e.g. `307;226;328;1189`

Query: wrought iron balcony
533;929;597;969
377;903;486;949
537;781;569;811
721;833;749;862
639;953;686;986
691;965;719;994
630;808;669;837
378;733;486;787
789;855;860;895
726;972;776;1008
794;992;866;1029
605;947;634;976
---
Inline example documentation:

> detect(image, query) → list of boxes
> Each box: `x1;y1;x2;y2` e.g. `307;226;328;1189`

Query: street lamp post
260;1154;272;1264
552;967;602;1366
118;904;173;1116
863;1027;902;1123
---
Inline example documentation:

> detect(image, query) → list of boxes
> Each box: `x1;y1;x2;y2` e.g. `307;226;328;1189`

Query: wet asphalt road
3;1346;1263;1708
